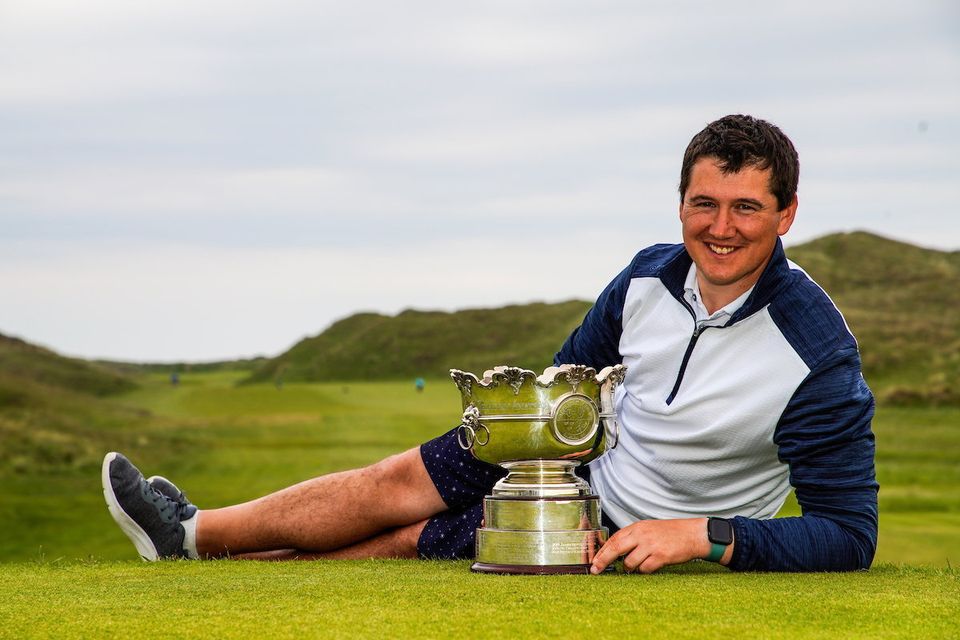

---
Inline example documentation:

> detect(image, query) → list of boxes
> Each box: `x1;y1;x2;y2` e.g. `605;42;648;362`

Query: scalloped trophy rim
449;364;626;395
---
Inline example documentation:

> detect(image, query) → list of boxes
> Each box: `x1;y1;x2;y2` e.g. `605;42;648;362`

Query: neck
697;278;752;315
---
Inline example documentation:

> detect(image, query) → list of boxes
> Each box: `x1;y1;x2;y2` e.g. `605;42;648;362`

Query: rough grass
0;561;957;639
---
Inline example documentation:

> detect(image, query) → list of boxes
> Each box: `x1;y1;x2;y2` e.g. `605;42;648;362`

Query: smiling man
103;115;878;573
559;114;877;573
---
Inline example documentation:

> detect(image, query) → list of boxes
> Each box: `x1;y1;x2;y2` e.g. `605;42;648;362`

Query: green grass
1;372;957;565
0;373;459;561
0;561;956;639
1;371;959;638
1;229;957;637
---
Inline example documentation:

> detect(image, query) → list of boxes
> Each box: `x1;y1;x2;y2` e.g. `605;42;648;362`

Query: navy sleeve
728;346;879;572
553;261;633;369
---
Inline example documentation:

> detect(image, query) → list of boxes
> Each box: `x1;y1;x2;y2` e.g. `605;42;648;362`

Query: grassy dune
237;232;960;409
787;232;960;406
242;300;593;385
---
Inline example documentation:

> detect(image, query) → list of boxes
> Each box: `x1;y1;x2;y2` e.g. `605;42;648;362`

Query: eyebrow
687;194;766;208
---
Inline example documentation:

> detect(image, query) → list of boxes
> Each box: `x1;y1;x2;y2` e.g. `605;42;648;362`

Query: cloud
0;0;958;359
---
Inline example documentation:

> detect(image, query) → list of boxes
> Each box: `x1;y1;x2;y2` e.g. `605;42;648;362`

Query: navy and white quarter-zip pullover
555;239;878;572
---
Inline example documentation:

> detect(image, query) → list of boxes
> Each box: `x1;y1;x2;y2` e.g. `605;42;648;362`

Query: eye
735;203;759;213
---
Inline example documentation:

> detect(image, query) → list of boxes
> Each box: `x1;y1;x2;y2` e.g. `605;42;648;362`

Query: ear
777;195;798;236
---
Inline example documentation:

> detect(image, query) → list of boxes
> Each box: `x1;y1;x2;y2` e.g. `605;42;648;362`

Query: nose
708;206;735;239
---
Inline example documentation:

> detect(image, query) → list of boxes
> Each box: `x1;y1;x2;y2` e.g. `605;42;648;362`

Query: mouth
706;242;738;255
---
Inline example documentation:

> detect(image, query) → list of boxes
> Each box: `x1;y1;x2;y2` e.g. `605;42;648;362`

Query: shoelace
140;480;179;521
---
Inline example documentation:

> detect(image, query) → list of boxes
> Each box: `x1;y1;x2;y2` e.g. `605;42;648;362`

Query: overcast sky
2;1;958;362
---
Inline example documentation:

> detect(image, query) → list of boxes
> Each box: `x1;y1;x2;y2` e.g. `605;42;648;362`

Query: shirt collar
682;263;754;325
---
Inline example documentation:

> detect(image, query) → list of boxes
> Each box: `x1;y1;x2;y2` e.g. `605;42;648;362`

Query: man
103;114;878;572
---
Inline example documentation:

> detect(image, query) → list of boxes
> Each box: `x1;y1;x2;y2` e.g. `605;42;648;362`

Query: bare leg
196;448;445;557
231;519;429;561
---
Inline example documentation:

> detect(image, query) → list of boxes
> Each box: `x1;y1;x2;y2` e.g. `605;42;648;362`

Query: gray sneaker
102;452;198;561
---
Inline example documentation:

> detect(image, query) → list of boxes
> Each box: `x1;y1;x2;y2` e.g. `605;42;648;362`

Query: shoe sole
101;452;160;561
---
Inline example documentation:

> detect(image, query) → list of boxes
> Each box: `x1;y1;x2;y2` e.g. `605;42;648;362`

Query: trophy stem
493;459;591;498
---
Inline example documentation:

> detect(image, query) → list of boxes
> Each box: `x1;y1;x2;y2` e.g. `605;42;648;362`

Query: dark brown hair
679;114;799;211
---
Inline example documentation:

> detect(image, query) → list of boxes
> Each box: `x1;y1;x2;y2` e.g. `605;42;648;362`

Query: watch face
708;518;734;546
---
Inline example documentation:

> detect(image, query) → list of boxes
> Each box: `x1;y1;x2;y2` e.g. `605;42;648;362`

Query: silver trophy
450;364;626;574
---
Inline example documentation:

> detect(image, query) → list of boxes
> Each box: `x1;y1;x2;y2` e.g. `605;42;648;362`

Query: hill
243;231;959;405
1;231;956;406
0;333;137;399
786;232;960;405
0;333;149;472
241;300;593;385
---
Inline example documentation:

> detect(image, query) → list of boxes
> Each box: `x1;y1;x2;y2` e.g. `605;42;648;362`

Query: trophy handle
457;404;490;450
599;365;625;450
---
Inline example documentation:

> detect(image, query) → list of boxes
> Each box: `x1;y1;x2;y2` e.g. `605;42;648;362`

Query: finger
622;547;651;573
638;553;663;574
589;547;615;574
590;537;625;574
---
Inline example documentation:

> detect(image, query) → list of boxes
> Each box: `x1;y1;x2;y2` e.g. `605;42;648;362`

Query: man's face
679;157;797;308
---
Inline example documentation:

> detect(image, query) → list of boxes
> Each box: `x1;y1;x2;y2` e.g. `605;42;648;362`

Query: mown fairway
1;372;958;637
2;562;957;639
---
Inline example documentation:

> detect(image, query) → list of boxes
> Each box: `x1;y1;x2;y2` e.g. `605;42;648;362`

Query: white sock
181;511;200;559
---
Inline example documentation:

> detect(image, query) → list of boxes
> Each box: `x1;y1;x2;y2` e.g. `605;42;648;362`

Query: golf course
1;232;958;637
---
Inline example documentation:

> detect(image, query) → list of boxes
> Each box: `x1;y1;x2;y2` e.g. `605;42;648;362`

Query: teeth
708;244;735;255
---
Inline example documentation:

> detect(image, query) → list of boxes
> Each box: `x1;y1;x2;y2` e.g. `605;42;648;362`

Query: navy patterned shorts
417;426;506;559
416;427;612;559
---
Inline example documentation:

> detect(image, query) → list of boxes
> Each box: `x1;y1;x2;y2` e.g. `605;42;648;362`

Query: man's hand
590;517;731;574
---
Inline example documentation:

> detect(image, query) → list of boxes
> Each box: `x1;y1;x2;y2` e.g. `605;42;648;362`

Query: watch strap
705;542;726;563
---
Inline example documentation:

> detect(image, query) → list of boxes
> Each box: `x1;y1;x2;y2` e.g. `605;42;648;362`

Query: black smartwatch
706;517;734;562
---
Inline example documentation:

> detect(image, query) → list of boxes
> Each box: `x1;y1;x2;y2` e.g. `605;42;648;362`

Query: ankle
181;510;200;559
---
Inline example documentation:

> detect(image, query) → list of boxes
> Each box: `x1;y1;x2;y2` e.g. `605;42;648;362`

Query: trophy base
473;459;610;575
471;562;601;575
474;521;607;568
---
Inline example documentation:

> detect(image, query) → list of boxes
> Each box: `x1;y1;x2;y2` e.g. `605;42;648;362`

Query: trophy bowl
449;364;626;574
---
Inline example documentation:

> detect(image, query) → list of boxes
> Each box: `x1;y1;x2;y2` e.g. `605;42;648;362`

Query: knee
369;447;426;490
398;519;429;558
365;447;444;517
